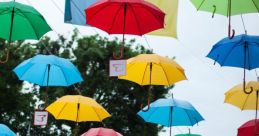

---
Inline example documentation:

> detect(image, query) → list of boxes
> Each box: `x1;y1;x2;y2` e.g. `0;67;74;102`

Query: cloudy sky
6;0;259;135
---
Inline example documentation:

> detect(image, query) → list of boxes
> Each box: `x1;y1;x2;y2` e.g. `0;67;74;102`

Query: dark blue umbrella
0;124;16;136
13;54;83;87
137;98;204;136
207;34;259;92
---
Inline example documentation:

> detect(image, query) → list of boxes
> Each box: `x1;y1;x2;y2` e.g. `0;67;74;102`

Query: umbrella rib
55;102;68;119
108;4;124;34
220;42;242;66
252;0;259;13
41;64;49;86
141;63;150;85
197;0;206;10
16;9;40;39
92;107;104;121
159;63;171;86
184;109;195;126
87;3;114;24
128;4;142;35
0;9;11;15
59;67;70;86
70;0;85;19
241;93;250;110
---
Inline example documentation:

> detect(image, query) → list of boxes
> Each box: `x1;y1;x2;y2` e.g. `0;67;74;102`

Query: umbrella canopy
0;1;51;41
85;0;165;35
225;81;259;110
191;0;259;16
207;34;259;91
238;119;259;136
207;34;259;70
13;54;83;87
46;95;111;122
81;127;122;136
118;54;187;86
138;98;204;136
190;0;259;38
64;0;97;26
175;134;201;136
0;124;16;136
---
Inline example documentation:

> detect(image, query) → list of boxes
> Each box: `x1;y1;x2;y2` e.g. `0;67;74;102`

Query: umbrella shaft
9;7;15;42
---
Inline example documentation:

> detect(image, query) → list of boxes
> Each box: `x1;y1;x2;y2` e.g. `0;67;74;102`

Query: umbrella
13;54;83;87
46;95;111;122
85;0;165;59
190;0;259;38
0;124;16;136
147;0;178;38
238;119;259;136
225;81;259;133
64;0;97;26
0;1;51;63
137;98;204;136
118;54;187;110
207;34;259;92
81;127;122;136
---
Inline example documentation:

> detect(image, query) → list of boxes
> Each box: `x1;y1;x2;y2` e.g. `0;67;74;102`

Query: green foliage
0;31;170;136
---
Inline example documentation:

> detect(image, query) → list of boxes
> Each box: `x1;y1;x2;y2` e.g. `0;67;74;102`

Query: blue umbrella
64;0;97;26
13;54;83;87
137;98;204;136
207;34;259;92
0;124;16;136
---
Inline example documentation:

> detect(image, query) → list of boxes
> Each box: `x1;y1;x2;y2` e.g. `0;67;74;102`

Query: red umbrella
81;127;122;136
238;119;259;136
85;0;165;59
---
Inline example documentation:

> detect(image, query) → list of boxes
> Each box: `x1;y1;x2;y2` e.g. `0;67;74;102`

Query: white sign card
34;111;48;126
109;60;126;76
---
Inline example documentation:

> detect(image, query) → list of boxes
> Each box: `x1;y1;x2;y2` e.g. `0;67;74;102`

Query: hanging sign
109;60;126;76
34;110;48;126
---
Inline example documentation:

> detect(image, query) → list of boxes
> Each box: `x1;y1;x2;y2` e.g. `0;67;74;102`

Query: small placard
109;60;126;76
34;111;48;126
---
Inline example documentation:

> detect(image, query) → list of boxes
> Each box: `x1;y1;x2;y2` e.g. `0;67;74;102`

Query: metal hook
228;25;235;39
212;5;216;18
243;82;253;94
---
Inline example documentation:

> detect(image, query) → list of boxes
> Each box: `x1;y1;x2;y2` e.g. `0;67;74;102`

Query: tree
0;30;170;136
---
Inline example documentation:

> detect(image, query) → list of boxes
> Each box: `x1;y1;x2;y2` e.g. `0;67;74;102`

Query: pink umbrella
81;127;122;136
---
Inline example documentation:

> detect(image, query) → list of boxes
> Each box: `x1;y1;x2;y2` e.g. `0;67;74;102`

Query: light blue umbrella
0;124;16;136
13;54;83;86
207;34;259;92
64;0;97;26
137;98;204;136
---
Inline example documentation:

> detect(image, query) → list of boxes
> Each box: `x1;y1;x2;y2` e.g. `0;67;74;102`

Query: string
240;14;247;34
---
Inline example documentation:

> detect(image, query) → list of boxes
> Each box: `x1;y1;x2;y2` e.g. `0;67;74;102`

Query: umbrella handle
212;5;216;18
0;45;10;64
140;97;150;112
243;86;253;94
228;23;235;39
113;45;124;59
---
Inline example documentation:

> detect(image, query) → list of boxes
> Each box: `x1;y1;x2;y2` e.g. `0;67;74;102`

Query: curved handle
243;81;253;94
228;24;235;39
0;47;10;64
140;97;150;112
112;45;124;59
212;5;216;18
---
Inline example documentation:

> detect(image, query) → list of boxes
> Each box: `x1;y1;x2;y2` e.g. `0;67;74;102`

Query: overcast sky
6;0;259;135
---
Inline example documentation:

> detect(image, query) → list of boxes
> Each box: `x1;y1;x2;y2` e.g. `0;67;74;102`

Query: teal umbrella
0;1;51;63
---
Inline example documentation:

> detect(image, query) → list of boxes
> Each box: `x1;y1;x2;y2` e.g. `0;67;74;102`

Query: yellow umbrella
46;95;110;122
118;54;187;86
225;81;259;119
118;54;187;111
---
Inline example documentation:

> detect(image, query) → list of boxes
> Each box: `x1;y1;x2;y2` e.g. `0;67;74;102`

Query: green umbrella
0;1;51;63
190;0;259;38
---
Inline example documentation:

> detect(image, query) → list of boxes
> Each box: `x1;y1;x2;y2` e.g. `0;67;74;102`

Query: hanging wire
143;35;153;52
240;14;247;34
